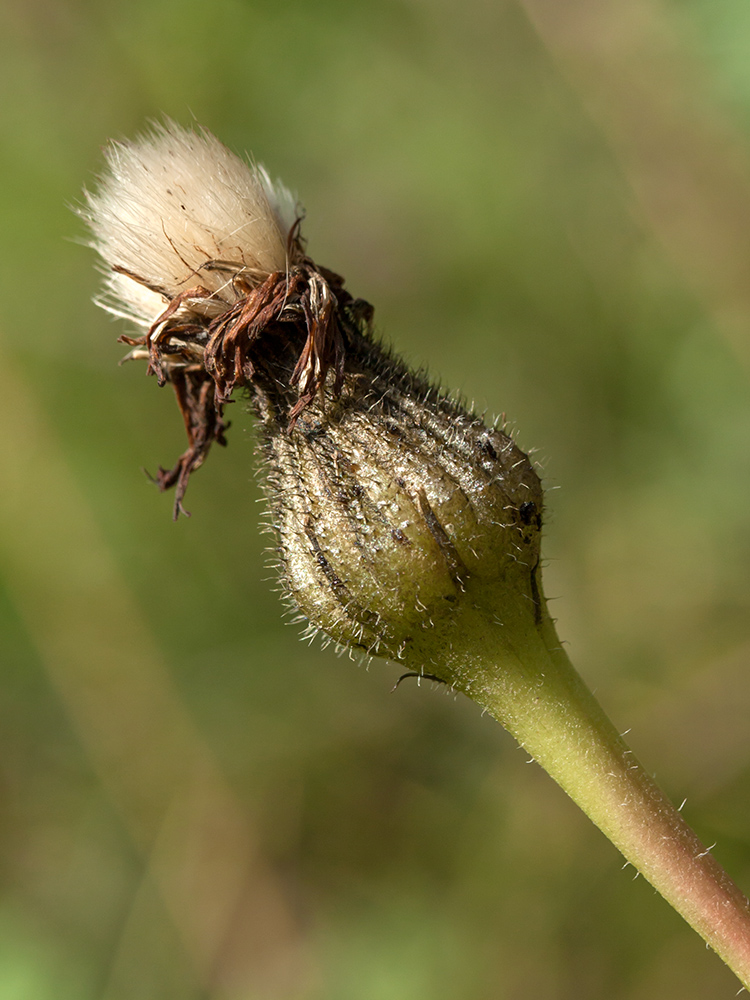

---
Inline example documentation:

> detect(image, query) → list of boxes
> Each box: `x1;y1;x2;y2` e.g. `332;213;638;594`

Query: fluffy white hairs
83;121;298;326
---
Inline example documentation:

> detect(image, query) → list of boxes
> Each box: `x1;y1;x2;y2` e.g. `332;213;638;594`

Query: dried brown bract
82;121;371;516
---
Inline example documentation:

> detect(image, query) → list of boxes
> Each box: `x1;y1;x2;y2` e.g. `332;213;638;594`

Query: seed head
82;122;543;662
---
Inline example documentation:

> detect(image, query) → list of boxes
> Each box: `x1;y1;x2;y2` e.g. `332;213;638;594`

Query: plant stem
406;580;750;988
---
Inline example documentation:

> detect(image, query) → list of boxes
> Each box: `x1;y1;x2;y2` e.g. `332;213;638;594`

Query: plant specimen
82;121;750;988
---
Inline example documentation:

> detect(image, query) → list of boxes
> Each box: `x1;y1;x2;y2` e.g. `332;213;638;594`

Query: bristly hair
81;121;371;517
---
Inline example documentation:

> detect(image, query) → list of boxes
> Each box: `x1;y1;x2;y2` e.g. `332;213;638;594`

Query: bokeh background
2;0;750;997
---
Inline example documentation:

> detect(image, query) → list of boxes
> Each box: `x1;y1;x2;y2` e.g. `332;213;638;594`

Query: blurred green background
2;0;750;997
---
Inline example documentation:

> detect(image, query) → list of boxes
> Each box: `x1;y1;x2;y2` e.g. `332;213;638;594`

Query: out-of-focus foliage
1;1;749;997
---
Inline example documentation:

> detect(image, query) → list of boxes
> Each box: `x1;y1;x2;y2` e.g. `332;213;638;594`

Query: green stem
406;582;750;988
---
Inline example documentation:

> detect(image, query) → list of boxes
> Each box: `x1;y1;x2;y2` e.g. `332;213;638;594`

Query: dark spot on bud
519;501;537;525
391;528;410;545
481;438;498;461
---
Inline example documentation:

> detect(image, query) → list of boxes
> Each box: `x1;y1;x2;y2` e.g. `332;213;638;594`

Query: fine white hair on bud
83;120;297;324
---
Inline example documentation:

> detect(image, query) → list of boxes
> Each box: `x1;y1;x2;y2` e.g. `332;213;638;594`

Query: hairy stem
405;580;750;987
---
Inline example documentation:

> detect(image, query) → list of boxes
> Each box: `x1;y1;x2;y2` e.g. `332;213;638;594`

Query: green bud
251;323;543;660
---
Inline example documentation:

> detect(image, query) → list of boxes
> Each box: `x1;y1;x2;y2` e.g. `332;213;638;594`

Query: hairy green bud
253;328;543;659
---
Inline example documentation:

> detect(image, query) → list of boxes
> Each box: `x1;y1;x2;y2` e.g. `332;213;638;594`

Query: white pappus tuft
80;120;361;517
82;120;298;329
